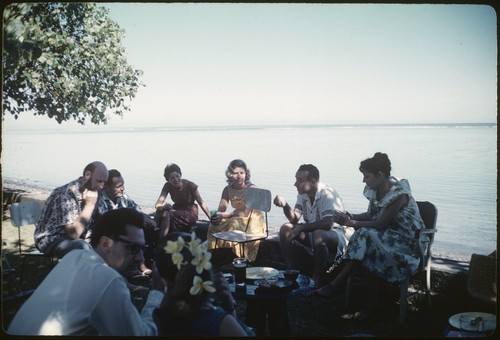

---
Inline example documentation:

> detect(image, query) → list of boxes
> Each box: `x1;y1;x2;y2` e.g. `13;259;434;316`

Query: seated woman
154;163;211;237
308;152;425;321
154;232;252;336
206;159;265;262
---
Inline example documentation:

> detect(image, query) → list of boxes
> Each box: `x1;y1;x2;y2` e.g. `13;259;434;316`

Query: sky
2;3;497;129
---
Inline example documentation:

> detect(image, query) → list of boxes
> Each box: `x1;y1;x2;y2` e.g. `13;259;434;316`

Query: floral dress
207;185;265;262
344;177;425;283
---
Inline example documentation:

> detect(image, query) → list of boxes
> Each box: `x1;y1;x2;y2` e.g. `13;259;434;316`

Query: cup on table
233;257;248;286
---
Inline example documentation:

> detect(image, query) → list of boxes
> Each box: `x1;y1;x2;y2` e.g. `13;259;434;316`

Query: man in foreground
8;208;165;335
274;164;353;287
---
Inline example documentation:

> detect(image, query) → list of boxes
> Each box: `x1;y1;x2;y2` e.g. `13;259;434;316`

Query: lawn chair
345;201;438;324
212;188;272;260
9;200;54;280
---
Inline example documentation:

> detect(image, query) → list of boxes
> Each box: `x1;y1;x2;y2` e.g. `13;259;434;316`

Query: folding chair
212;188;272;260
9;200;54;280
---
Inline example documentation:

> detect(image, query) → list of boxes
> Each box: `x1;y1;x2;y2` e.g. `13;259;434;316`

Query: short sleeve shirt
35;179;92;253
294;182;345;226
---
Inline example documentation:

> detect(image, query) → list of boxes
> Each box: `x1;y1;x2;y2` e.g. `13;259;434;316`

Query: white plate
246;267;279;280
448;312;496;332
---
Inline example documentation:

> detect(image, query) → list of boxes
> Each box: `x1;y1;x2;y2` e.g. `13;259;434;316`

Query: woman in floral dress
308;152;425;320
207;159;264;262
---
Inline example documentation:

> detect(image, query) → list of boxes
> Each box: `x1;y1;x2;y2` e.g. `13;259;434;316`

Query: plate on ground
448;312;496;332
246;267;279;280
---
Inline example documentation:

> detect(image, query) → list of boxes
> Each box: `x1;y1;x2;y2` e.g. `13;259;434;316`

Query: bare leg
279;223;297;270
159;211;171;238
311;229;339;284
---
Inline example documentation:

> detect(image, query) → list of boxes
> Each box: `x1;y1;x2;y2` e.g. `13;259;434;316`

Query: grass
1;208;495;337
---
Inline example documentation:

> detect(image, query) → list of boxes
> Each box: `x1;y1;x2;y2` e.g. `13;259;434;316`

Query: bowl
284;269;299;281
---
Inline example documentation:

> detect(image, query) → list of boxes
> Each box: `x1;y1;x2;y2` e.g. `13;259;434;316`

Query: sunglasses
110;236;147;255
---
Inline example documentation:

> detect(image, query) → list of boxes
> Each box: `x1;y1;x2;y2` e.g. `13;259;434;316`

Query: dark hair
359;152;392;178
90;208;144;247
225;159;251;184
106;169;122;187
297;164;320;181
164;163;182;181
156;232;213;319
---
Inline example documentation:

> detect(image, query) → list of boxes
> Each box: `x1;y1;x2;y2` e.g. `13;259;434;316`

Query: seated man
34;161;108;258
274;164;354;287
96;169;159;278
8;208;165;335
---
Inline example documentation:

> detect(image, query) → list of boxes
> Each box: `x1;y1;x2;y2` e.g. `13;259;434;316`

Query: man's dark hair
298;164;320;181
90;208;144;247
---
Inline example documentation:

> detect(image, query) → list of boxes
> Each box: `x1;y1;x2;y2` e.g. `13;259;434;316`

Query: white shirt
294;182;344;225
7;249;163;336
294;182;354;255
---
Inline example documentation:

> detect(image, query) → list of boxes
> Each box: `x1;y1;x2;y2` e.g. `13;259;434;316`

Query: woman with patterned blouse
308;152;425;321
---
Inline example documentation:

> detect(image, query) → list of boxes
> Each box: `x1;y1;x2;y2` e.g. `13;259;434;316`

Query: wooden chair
212;188;272;260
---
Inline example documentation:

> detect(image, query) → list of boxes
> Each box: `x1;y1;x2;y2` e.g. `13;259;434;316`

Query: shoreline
1;177;474;264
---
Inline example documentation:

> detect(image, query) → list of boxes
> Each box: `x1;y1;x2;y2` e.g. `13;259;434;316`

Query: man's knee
279;223;293;236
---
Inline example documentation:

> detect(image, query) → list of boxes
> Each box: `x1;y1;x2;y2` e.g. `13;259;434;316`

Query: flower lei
165;232;216;296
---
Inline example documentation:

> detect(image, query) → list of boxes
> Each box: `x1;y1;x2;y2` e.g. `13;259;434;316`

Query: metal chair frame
9;200;54;281
345;201;438;324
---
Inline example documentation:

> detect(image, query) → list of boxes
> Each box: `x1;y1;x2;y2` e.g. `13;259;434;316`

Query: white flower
186;232;201;252
191;247;212;274
171;252;185;270
165;236;185;254
190;275;216;295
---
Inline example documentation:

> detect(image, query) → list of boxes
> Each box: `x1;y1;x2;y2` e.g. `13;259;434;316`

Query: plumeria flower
186;232;201;253
191;247;212;274
171;251;185;270
165;236;185;254
190;275;216;295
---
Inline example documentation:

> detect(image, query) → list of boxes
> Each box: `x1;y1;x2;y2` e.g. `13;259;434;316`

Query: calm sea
2;123;497;259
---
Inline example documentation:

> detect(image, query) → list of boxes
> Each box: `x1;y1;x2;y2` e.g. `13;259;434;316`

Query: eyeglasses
110;236;147;255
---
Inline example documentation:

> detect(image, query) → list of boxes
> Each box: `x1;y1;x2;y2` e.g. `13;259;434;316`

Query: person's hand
212;272;235;311
210;212;222;225
274;195;286;207
289;223;304;240
82;189;99;206
333;210;350;225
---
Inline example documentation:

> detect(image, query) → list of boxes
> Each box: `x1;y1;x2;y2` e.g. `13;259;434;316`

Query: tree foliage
2;2;143;125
